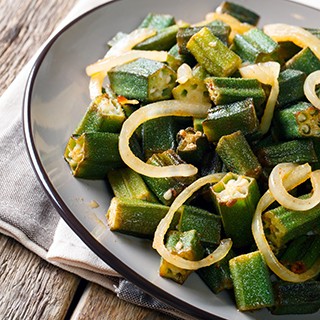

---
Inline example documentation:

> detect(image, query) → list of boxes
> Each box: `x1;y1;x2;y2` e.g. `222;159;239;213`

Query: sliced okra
74;91;125;134
215;131;262;179
256;139;318;167
138;13;175;30
108;58;176;103
143;150;196;205
278;41;301;62
274;102;320;139
203;98;259;142
159;230;204;284
229;251;275;311
64;132;123;179
107;167;158;203
231;28;281;64
211;172;260;247
285;47;320;75
215;1;260;26
186;27;242;77
277;69;306;108
263;194;320;248
271;280;320;315
205;76;266;107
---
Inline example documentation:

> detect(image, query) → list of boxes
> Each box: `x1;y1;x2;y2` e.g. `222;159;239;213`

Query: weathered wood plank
0;234;80;319
71;282;174;320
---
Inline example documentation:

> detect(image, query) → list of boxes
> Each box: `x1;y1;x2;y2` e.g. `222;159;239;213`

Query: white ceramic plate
23;0;320;319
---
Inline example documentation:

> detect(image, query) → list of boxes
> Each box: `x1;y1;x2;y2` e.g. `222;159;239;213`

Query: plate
23;0;320;319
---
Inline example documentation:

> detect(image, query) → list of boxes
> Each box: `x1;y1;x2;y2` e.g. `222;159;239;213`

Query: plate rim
22;1;320;319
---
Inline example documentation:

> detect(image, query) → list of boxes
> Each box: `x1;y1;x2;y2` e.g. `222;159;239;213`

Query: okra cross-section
108;58;177;103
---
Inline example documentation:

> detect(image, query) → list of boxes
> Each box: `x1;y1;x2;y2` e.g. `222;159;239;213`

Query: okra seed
163;189;173;201
301;124;310;134
209;41;217;47
297;113;307;122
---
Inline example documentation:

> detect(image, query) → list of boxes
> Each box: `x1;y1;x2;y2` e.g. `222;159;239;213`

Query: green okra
285;47;320;75
277;69;306;108
274;102;320;140
134;24;180;51
64;132;123;179
215;1;260;26
280;235;320;274
138;13;175;30
178;205;221;245
271;280;320;315
176;127;210;166
204;76;266;107
172;64;211;104
229;251;274;311
159;230;204;284
197;248;234;294
186;27;242;77
166;44;185;71
231;28;281;64
278;41;301;61
143;150;196;205
108;58;176;103
263;194;320;248
106;197;179;238
256;139;318;167
193;117;205;132
211;172;260;247
141;116;179;160
107;167;158;203
74;91;126;134
216;131;262;179
202;98;259;142
177;21;231;55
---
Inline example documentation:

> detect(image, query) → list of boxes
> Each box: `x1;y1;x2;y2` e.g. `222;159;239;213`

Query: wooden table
0;1;175;319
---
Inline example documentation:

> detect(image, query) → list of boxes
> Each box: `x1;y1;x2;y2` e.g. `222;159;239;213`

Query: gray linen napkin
0;1;194;319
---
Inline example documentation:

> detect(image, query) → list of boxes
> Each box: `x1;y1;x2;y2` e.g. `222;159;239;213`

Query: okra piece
186;27;242;77
177;21;231;55
215;1;260;26
274;102;320;140
202;98;259;142
229;251;275;311
204;76;266;107
172;64;211;104
106;197;180;238
64;132;123;179
278;41;301;61
256;139;318;167
159;230;204;284
277;69;306;107
178;205;222;245
166;44;185;71
134;24;180;51
231;28;281;64
211;172;260;247
285;47;320;75
108;58;176;103
197;248;234;294
143;150;196;205
141;116;178;160
107;167;158;203
280;235;320;274
263;194;320;248
176;127;210;166
216;131;262;179
74;92;125;135
271;280;320;315
138;13;175;30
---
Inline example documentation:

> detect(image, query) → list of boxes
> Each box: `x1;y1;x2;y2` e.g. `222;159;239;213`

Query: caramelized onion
153;173;232;270
304;70;320;110
118;100;210;178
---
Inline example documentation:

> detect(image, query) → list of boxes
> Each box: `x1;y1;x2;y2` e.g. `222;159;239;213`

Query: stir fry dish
64;1;320;315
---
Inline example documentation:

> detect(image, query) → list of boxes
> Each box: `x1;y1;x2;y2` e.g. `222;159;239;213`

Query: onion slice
89;72;105;100
304;70;320;110
252;163;320;282
153;173;232;270
264;23;320;60
239;62;280;135
269;163;320;211
119;100;210;178
86;50;168;77
176;63;193;84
